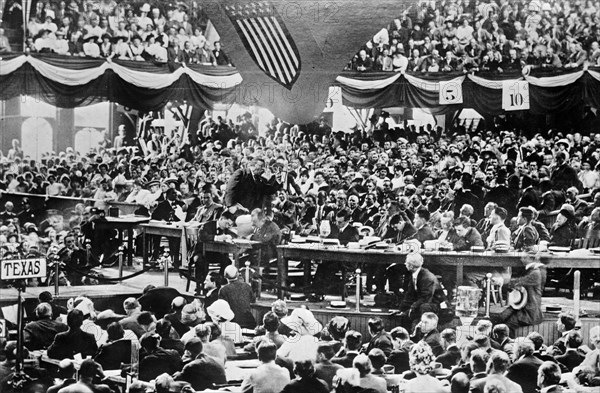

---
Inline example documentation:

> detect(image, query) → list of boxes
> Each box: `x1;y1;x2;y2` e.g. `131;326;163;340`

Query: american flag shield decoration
224;2;301;90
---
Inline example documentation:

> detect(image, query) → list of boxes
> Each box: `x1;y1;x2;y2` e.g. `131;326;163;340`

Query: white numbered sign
439;80;463;104
502;80;530;111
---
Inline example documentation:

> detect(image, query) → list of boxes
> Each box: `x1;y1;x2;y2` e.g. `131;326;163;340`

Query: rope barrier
61;263;153;283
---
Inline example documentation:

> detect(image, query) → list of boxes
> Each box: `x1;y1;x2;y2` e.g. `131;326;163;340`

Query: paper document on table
174;206;186;222
1;303;25;325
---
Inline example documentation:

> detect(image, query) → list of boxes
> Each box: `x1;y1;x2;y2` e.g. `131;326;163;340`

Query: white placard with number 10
502;80;530;111
439;80;463;104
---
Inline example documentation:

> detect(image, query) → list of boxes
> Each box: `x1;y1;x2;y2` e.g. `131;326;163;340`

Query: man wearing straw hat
498;255;547;334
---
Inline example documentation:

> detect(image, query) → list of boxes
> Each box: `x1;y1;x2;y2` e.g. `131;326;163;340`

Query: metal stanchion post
245;261;251;283
118;246;124;282
485;273;492;318
574;270;581;321
86;240;91;265
163;251;169;287
355;268;361;313
16;286;24;373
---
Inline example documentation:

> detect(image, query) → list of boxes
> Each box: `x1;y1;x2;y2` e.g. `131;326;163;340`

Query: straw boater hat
508;287;528;310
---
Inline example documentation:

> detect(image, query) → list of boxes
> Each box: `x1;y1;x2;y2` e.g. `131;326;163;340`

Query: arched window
21;117;53;161
74;127;105;154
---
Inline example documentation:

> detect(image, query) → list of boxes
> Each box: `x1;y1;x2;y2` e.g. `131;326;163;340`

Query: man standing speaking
225;157;281;214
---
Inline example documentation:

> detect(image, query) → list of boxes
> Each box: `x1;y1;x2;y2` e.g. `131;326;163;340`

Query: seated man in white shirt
241;342;291;393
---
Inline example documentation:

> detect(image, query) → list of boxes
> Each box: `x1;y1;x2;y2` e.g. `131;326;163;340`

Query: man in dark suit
484;170;518;215
398;253;447;329
468;349;490;393
470;351;523;393
188;186;223;222
139;332;183;382
555;330;585;372
249;208;282;273
167;38;184;63
365;317;393;357
94;322;132;370
499;256;546;333
451;216;484;251
518;175;540;209
23;303;67;350
551;151;580;191
511;207;540;251
387;327;413;374
174;341;228;390
196;211;237;283
224;157;281;214
549;312;577;356
219;265;256;328
329;208;360;245
506;338;544;393
380;214;418;293
406;208;436;244
47;309;98;360
151;188;186;268
537;361;564;393
492;324;515;358
312;208;359;294
436;328;461;369
452;176;483;221
332;330;362;368
411;312;444;357
213;41;231;65
17;197;39;226
475;202;497;243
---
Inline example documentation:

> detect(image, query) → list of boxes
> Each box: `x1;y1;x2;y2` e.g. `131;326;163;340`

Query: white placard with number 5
439;80;463;104
502;80;530;111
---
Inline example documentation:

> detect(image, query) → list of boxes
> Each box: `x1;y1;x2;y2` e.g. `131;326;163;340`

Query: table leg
142;228;148;269
277;253;287;298
457;262;463;287
256;247;262;300
303;259;311;288
127;227;133;266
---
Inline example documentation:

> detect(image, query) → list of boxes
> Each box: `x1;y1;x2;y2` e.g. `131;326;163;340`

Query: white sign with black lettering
439;80;463;104
1;258;47;280
502;80;530;111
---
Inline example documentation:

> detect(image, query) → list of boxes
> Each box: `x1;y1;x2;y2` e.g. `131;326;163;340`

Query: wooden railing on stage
276;244;600;298
0;191;143;217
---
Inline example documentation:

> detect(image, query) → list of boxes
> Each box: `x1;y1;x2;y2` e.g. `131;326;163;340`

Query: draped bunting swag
1;54;599;117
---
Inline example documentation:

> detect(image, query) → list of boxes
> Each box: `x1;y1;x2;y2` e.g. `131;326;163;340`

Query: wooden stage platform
1;267;599;346
250;294;600;344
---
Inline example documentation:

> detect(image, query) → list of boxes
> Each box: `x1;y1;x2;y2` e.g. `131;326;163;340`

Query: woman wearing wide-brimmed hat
276;308;323;362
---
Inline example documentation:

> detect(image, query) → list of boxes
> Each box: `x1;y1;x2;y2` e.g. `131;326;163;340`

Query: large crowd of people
1;288;600;393
0;111;599;288
1;0;231;65
2;0;599;72
1;1;599;392
0;83;597;393
348;0;600;72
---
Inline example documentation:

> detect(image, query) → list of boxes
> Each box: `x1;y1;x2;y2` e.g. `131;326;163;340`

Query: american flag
224;2;301;90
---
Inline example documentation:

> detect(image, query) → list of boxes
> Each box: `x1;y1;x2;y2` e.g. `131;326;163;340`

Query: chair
581;230;600;249
487;268;511;306
490;277;504;306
